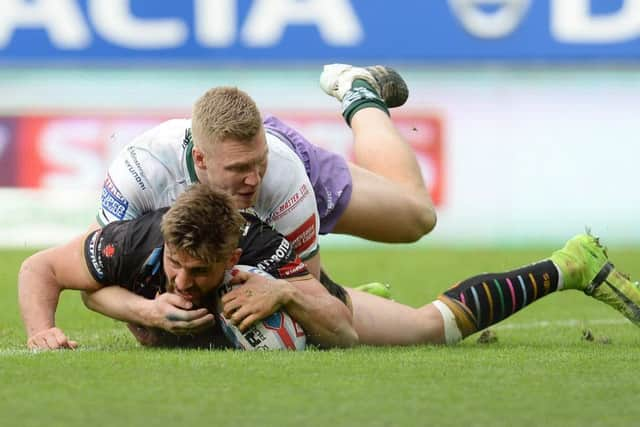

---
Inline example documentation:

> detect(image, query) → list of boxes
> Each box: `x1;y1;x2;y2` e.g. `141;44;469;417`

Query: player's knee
343;328;360;348
403;200;437;242
417;205;437;237
126;323;162;347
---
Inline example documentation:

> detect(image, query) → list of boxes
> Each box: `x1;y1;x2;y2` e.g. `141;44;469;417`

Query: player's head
161;184;245;305
191;86;268;209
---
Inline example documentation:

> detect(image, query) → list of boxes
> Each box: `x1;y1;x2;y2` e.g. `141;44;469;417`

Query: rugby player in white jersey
98;64;436;278
83;64;436;338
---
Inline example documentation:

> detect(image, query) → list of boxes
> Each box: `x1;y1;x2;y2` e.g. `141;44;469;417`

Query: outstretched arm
18;234;101;350
222;271;358;348
81;286;215;336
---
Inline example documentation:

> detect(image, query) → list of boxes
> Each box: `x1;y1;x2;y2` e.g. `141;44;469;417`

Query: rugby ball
215;265;306;351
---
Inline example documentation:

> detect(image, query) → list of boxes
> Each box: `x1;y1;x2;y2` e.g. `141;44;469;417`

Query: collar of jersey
184;128;199;184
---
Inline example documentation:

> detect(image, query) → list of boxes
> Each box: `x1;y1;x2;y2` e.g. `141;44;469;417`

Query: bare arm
280;275;357;348
222;272;358;348
18;234;101;350
81;286;215;335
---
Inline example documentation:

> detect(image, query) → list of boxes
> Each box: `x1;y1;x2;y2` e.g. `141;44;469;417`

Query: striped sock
437;260;559;338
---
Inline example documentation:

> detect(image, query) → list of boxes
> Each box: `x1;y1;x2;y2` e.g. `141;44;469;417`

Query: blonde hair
191;86;262;152
161;184;246;264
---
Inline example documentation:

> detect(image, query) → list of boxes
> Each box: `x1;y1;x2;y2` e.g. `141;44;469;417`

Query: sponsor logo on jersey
277;258;307;278
102;244;116;258
183;128;192;149
101;174;129;220
257;238;292;272
271;183;310;222
286;214;317;254
87;231;104;279
125;146;147;190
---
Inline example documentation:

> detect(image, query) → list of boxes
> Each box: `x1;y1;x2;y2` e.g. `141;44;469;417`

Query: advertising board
1;1;639;62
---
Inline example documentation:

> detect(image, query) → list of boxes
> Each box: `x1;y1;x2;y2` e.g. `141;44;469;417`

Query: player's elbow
340;327;359;348
309;304;359;349
332;299;359;348
19;253;40;280
18;255;34;286
328;310;359;348
17;256;34;298
317;325;358;349
126;323;167;347
18;252;54;293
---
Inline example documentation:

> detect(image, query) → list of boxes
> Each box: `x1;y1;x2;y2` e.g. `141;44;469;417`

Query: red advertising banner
9;112;445;205
15;116;165;189
0;118;18;187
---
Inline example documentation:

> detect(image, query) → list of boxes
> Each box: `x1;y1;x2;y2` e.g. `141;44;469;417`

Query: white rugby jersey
98;119;319;260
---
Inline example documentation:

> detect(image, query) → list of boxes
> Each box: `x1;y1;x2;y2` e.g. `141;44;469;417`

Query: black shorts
320;270;352;310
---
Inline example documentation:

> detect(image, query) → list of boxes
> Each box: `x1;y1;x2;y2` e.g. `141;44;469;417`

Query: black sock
319;269;350;308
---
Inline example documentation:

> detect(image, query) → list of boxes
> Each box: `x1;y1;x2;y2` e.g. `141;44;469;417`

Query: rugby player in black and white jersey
19;185;357;350
20;185;640;351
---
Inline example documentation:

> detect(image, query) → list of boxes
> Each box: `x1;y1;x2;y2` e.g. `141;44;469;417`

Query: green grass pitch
1;246;639;427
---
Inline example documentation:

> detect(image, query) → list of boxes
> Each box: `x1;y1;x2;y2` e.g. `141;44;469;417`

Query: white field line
0;328;128;356
0;343;130;356
0;319;633;356
0;347;100;356
494;318;630;330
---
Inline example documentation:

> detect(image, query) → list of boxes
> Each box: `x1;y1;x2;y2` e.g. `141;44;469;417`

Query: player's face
202;130;269;209
163;245;227;306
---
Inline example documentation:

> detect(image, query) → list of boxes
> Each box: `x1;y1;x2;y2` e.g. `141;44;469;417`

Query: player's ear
225;248;242;269
192;146;207;169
